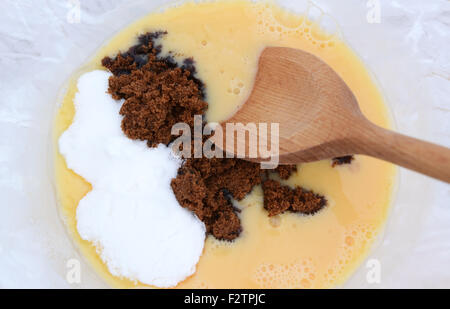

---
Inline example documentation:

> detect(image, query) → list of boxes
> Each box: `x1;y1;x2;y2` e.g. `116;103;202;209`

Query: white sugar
59;70;205;288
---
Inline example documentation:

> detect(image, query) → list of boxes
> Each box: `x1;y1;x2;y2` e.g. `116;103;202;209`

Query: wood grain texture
221;47;450;183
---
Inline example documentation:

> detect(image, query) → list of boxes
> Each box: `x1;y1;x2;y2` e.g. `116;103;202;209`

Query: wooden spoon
221;47;450;183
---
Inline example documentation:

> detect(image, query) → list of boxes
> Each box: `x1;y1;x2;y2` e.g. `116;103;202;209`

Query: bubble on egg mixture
228;78;246;96
254;2;340;49
253;258;317;289
322;223;377;287
203;234;238;254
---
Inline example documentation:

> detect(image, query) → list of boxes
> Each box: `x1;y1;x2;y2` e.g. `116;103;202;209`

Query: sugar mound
59;70;206;288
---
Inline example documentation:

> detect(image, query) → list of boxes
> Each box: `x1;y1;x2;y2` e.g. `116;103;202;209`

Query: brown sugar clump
332;155;354;167
261;180;292;216
212;205;242;241
102;32;326;241
290;186;327;215
273;165;297;180
171;157;261;240
103;32;207;147
171;164;244;241
262;180;326;217
169;168;206;218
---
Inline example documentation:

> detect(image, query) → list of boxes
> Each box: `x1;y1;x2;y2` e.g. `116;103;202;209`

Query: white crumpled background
0;0;449;288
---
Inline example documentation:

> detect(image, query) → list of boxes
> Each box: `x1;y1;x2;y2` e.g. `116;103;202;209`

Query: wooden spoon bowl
221;47;450;183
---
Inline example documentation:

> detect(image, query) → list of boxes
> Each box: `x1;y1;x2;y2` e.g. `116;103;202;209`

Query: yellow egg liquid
54;0;397;288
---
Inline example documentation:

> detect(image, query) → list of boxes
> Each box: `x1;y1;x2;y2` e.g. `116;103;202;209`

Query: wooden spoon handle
354;122;450;183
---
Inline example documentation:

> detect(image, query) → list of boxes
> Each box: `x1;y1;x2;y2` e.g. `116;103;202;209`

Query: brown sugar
273;165;297;180
332;155;354;167
102;32;327;241
262;180;326;217
102;32;207;147
171;158;261;240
